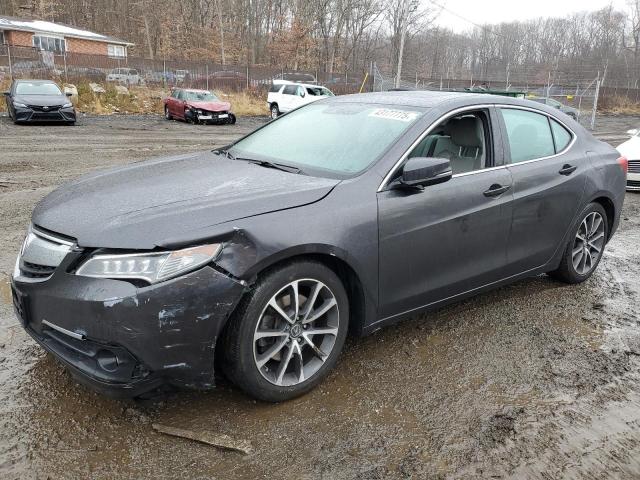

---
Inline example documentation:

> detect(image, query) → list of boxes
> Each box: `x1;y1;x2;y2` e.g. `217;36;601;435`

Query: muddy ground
0;113;639;480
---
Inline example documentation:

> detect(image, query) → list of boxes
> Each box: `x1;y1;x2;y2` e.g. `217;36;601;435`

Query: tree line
2;0;640;87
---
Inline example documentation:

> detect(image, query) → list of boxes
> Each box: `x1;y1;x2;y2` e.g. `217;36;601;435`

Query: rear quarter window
550;119;573;152
269;84;282;93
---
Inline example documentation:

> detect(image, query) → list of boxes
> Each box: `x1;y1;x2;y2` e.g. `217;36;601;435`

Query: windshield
229;103;424;178
306;87;334;97
15;82;62;96
183;91;219;102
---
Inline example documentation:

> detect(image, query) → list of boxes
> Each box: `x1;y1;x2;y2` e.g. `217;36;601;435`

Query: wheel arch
221;244;372;338
589;194;616;240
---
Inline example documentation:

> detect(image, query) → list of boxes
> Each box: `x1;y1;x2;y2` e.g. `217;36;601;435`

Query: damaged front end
185;105;236;125
11;226;247;398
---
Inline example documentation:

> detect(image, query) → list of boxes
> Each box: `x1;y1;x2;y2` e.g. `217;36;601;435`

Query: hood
14;94;68;106
32;151;339;249
617;135;640;158
186;100;231;112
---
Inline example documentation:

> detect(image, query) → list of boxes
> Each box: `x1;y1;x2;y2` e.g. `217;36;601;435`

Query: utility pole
591;73;601;131
395;0;411;88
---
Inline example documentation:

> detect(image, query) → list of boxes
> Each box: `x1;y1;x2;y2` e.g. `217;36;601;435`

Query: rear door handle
483;184;511;197
559;164;577;175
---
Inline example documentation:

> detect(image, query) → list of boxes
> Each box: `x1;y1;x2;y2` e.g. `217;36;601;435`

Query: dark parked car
530;96;579;119
4;79;76;124
11;92;626;401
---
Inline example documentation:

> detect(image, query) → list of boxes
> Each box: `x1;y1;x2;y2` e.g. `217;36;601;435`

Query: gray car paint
14;91;626;396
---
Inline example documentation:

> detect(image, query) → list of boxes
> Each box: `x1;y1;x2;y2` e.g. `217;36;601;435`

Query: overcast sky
433;0;631;32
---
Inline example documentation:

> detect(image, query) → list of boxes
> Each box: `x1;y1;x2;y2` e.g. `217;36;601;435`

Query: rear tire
549;202;608;284
164;105;172;120
222;260;349;402
270;104;280;119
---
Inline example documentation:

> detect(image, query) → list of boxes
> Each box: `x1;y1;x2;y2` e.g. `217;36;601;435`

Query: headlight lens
76;244;221;284
13;102;27;108
62;102;73;108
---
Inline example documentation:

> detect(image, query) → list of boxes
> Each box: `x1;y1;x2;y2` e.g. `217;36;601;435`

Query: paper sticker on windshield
369;108;420;122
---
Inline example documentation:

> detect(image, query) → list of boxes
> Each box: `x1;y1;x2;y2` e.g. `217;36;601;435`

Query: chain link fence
0;44;630;130
0;45;374;96
373;63;610;129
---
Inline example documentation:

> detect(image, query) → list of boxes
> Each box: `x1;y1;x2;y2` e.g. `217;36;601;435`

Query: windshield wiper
240;158;303;175
215;148;303;174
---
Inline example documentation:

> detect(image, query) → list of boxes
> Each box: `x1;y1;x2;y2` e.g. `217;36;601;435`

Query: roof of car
172;88;213;93
274;81;329;89
326;90;541;109
14;79;57;84
327;90;475;107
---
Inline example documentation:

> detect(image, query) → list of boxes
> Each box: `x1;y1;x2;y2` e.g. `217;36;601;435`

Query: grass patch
598;95;640;115
74;83;267;117
0;77;9;112
0;78;268;117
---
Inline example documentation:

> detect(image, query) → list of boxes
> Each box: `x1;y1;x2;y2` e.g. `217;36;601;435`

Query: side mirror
399;157;452;189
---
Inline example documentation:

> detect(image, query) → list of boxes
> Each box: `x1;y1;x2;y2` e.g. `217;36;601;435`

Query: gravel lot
1;113;639;479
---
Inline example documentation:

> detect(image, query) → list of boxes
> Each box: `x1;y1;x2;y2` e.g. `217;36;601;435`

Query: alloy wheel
572;211;605;275
271;106;278;119
253;279;339;386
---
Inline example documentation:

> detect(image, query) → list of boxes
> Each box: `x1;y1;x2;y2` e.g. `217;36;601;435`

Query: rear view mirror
399;157;452;189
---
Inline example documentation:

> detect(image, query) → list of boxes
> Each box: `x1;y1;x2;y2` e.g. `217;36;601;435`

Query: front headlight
62;102;73;108
13;102;27;108
76;244;221;284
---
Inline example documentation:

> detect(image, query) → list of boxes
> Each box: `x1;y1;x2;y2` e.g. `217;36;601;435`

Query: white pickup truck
267;81;334;119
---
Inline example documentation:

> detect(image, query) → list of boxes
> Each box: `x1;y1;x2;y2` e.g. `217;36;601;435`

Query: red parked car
163;88;236;125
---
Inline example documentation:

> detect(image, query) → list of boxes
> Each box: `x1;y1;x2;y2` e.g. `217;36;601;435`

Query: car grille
31;111;66;121
628;179;640;188
629;160;640;174
28;105;62;112
16;227;74;282
20;261;57;279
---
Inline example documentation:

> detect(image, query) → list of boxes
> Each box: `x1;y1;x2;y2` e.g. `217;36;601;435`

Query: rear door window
501;108;555;163
283;85;297;95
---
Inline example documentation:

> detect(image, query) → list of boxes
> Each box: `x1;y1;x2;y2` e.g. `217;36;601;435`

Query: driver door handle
483;184;511;197
559;164;577;175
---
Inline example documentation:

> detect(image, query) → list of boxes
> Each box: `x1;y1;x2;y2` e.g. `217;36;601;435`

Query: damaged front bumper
185;108;235;124
11;260;245;398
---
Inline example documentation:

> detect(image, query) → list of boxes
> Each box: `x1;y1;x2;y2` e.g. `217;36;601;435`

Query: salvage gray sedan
11;91;627;402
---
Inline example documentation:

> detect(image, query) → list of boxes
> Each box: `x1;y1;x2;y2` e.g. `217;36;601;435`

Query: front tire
222;260;349;402
549;202;608;284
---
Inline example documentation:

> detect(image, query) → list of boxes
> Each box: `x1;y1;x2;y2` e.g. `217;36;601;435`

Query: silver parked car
106;68;141;85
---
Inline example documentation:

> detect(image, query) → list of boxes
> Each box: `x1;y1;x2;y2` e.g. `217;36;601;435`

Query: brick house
0;15;133;57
